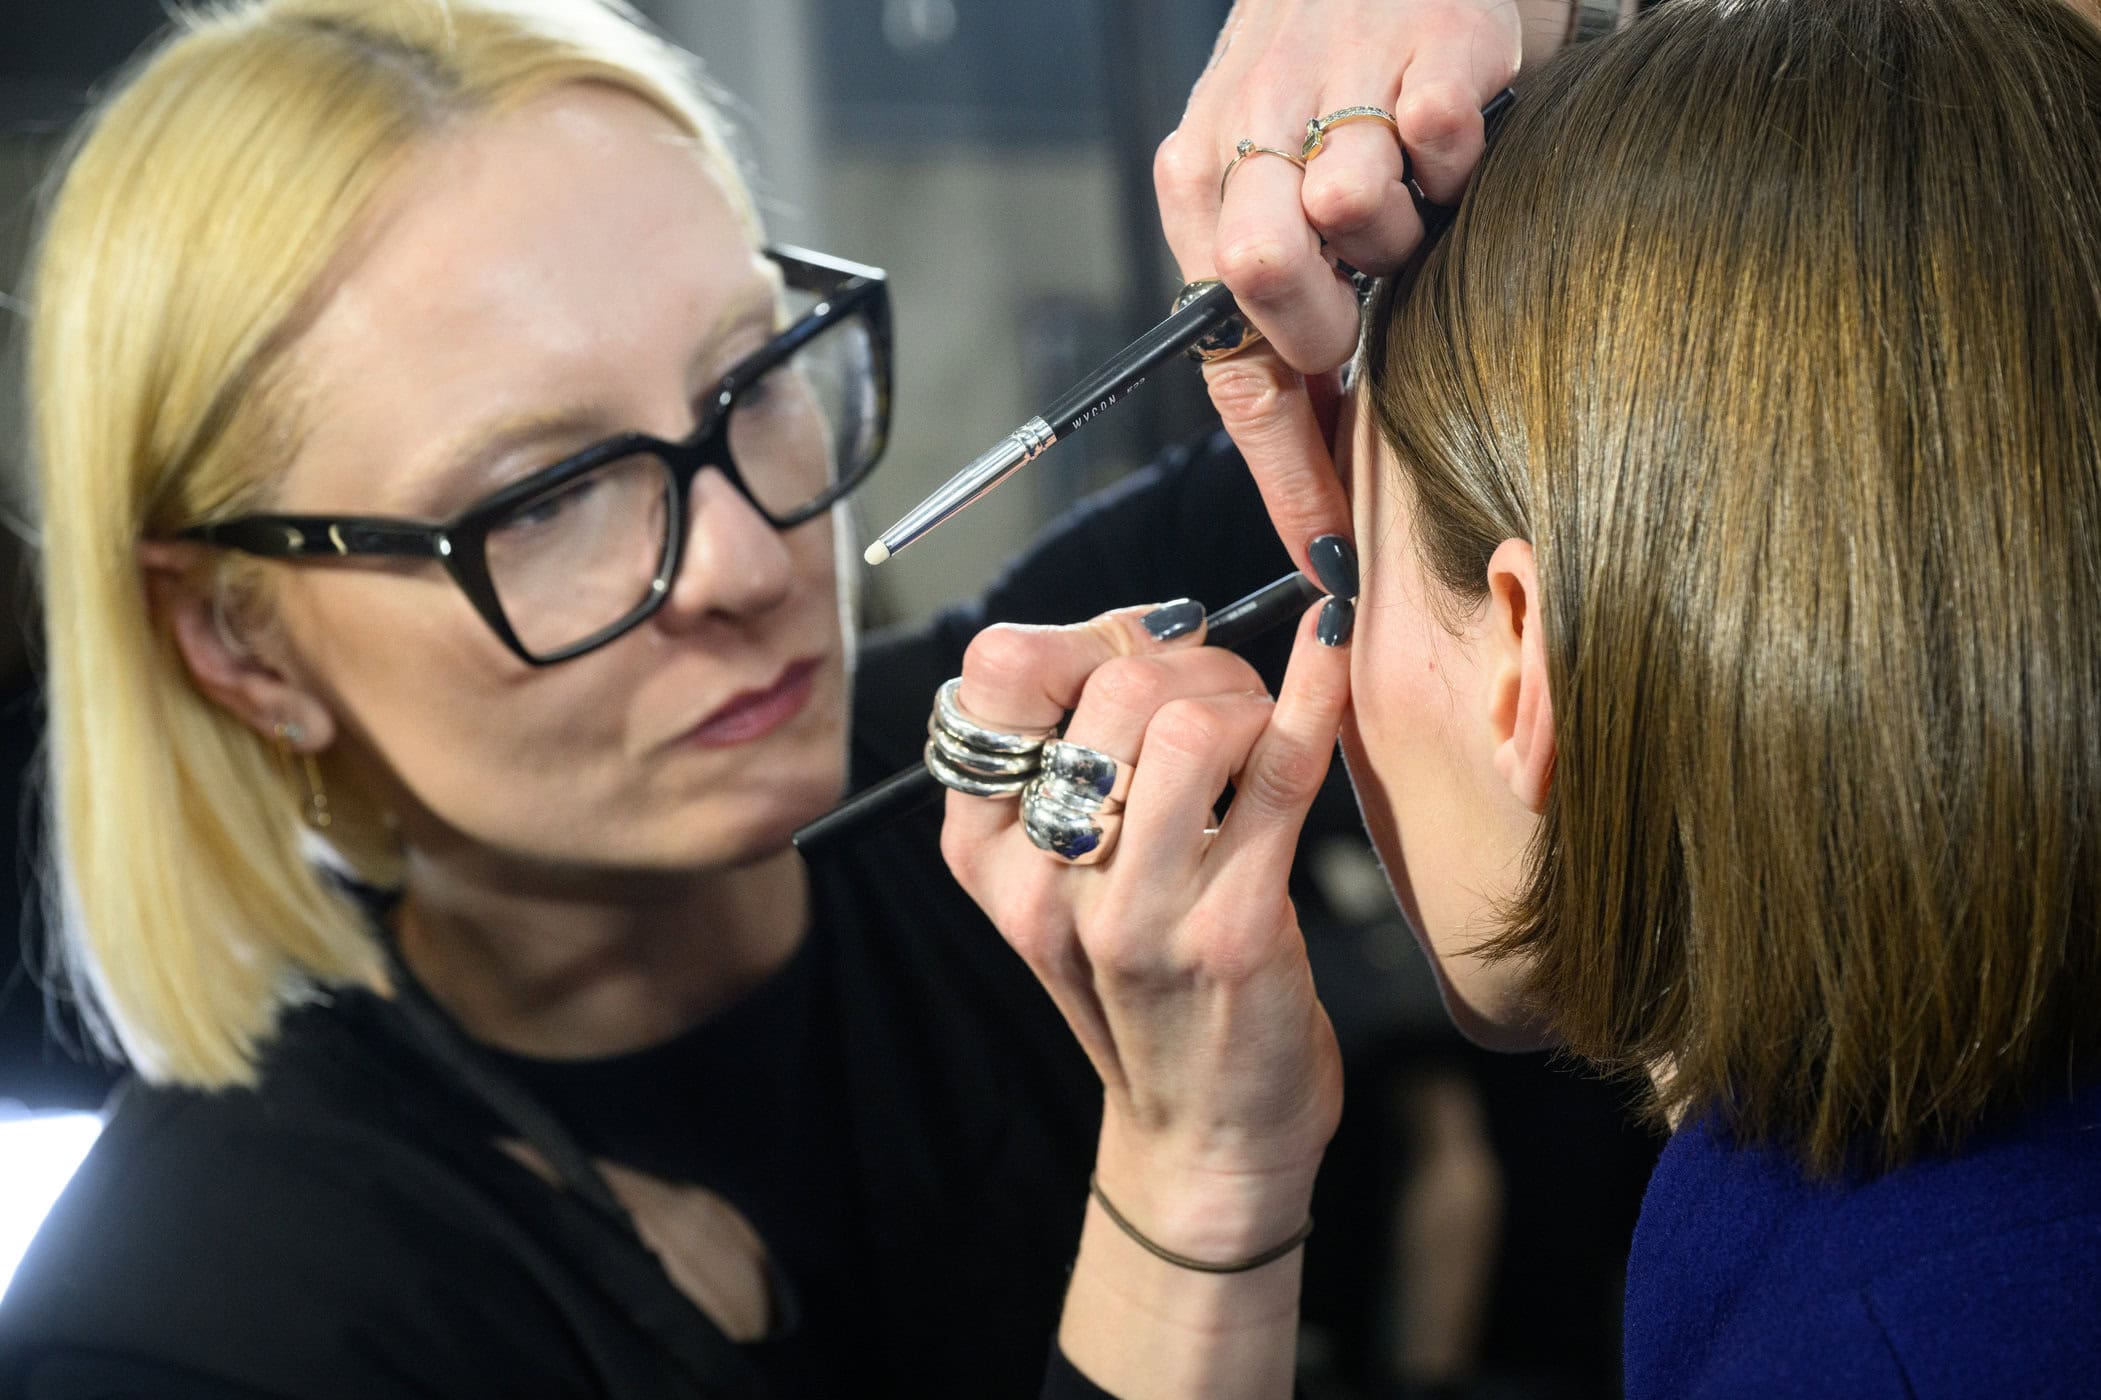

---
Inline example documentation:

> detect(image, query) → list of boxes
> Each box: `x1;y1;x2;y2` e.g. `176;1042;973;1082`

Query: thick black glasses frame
183;246;892;665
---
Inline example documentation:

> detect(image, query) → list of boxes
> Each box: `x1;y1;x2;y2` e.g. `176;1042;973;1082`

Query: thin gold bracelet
1088;1174;1314;1274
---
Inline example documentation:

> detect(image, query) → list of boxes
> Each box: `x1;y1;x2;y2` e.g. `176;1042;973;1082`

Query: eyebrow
416;270;782;511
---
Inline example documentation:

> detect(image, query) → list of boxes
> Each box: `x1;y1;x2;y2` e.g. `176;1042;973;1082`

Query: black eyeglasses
184;246;892;665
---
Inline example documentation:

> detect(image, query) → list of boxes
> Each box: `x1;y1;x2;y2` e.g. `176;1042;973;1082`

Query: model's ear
136;539;337;754
1483;538;1555;814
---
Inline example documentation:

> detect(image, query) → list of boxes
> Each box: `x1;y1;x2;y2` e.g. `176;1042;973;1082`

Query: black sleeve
15;1354;286;1400
853;430;1295;780
1041;1342;1122;1400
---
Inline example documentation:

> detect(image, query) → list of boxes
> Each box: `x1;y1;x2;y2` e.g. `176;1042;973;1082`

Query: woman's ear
136;539;337;753
1483;538;1555;814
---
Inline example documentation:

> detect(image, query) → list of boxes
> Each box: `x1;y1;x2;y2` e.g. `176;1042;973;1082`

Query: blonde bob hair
31;0;757;1088
1366;0;2101;1176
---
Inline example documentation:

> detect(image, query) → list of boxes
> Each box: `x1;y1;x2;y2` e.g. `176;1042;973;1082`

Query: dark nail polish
1308;535;1358;601
1142;598;1205;642
1317;596;1355;648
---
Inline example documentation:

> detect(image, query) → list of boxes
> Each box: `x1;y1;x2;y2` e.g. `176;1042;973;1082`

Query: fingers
1114;689;1280;884
1156;1;1526;376
1060;647;1268;787
1300;118;1424;276
1212;153;1364;372
1392;28;1506;205
1214;602;1352;873
1200;348;1353;575
941;601;1210;848
955;604;1182;734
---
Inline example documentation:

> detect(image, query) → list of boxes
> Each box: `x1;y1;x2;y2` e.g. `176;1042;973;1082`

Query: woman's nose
656;469;796;628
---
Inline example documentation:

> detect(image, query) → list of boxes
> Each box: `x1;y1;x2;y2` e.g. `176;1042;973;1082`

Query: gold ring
1301;105;1399;160
1219;138;1308;201
1171;278;1265;363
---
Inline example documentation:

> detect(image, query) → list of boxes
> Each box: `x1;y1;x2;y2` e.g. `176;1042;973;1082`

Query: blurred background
0;4;1659;1397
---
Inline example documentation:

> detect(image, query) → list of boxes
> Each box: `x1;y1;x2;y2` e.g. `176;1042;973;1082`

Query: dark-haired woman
941;2;2101;1395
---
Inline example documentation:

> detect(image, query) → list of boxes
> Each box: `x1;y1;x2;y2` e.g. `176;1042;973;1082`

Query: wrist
1090;1117;1322;1265
1059;1199;1304;1400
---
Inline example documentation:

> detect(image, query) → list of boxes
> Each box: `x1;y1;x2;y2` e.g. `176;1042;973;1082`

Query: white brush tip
863;540;891;566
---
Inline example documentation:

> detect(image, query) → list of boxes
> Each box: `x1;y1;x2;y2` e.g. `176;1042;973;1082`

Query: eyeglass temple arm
187;516;451;560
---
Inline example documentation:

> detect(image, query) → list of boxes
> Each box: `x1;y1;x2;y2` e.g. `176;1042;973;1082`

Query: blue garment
1624;1077;2101;1398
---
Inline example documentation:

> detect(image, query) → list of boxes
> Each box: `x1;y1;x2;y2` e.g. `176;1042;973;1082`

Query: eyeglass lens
483;291;882;660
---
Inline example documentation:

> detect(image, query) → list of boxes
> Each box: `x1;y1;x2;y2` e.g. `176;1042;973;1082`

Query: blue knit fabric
1624;1077;2101;1398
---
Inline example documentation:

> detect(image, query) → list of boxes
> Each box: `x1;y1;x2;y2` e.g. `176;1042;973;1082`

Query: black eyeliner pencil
791;570;1324;853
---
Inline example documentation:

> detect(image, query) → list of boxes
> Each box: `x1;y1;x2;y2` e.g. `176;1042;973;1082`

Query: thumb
1202;345;1353;579
1214;598;1352;872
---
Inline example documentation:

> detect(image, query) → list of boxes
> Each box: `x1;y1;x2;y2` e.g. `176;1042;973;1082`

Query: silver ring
926;738;1031;799
1021;776;1122;864
928;719;1042;780
934;678;1056;757
1041;739;1131;811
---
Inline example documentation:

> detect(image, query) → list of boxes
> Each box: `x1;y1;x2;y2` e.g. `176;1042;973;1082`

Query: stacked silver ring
925;678;1056;799
923;677;1137;864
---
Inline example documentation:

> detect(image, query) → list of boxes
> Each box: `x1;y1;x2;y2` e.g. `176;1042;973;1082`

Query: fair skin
939;604;1351;1399
147;86;847;1058
1162;0;1583;574
921;6;1610;1390
1336;395;1557;1050
143;86;846;1338
933;398;1559;1395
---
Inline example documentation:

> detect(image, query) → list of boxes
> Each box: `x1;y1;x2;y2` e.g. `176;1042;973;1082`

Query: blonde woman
938;0;2101;1396
0;0;1328;1394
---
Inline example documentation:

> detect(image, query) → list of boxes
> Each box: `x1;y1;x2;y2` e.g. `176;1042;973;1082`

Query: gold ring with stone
1301;105;1399;160
1219;138;1308;201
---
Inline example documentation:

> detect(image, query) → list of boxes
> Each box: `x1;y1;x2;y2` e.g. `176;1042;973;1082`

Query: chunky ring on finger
924;676;1056;799
925;738;1032;799
1300;105;1399;161
1219;138;1307;202
928;718;1042;780
1021;776;1124;865
1172;279;1264;364
1040;739;1133;812
933;677;1056;756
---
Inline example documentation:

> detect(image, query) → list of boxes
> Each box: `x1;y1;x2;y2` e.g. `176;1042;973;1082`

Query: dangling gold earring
272;720;333;831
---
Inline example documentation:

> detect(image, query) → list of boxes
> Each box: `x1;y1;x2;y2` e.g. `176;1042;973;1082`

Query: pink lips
684;659;819;749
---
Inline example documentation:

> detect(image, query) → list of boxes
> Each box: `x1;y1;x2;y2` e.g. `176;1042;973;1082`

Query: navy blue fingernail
1142;598;1205;642
1317;596;1355;648
1309;535;1358;601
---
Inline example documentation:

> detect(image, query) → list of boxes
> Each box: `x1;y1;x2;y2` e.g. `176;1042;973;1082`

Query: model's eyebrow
415;272;781;510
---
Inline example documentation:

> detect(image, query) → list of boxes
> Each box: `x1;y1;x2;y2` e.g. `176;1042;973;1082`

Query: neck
393;844;811;1060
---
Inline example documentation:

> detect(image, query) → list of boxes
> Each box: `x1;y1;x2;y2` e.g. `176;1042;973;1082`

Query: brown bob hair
1365;0;2101;1176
